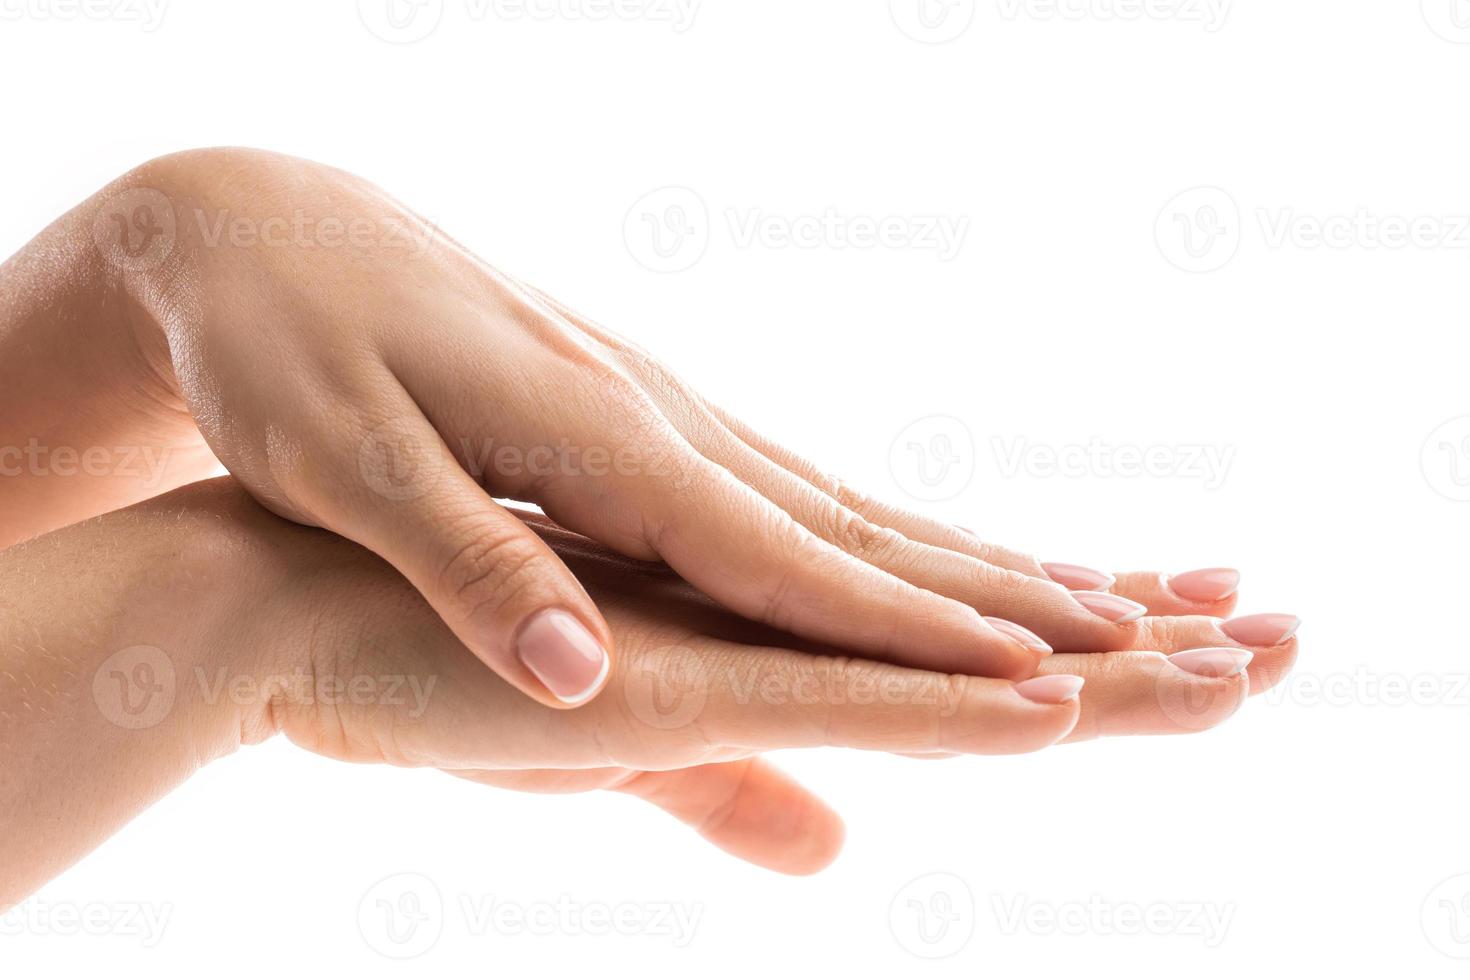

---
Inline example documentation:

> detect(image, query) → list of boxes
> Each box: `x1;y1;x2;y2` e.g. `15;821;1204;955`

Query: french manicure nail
1168;648;1254;678
984;616;1053;655
1072;591;1147;624
1167;567;1241;603
1042;562;1116;592
516;609;610;704
1221;613;1300;647
1014;674;1085;704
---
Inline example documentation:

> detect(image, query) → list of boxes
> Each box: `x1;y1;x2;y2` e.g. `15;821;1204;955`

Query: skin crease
0;479;1298;908
0;147;1280;711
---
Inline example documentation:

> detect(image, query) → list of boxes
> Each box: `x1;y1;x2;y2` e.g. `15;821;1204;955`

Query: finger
1032;616;1299;742
641;406;1140;655
1032;649;1250;740
607;639;1084;759
1099;568;1241;618
613;759;846;875
374;288;1044;681
306;404;614;708
509;276;1049;579
1128;612;1300;695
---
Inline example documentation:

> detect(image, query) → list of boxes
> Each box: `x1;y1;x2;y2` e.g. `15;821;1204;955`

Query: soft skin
0;480;1298;907
0;147;1274;709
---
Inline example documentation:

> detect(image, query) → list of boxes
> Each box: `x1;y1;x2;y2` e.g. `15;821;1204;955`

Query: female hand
7;146;1258;709
0;480;1296;900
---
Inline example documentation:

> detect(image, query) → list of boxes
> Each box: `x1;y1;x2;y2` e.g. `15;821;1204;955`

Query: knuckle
437;524;550;621
823;505;895;562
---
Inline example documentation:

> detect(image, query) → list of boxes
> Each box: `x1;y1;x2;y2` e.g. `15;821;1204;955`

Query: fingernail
1221;613;1300;647
1072;591;1147;624
1167;568;1241;602
1014;674;1085;704
516;609;610;704
1042;562;1116;592
1168;647;1254;678
984;616;1053;655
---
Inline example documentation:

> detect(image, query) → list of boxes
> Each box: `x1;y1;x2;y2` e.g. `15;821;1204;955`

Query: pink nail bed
1014;675;1085;704
516;609;610;704
1168;567;1241;603
1041;562;1116;592
984;616;1053;654
1071;591;1147;624
1168;648;1254;678
1220;613;1300;647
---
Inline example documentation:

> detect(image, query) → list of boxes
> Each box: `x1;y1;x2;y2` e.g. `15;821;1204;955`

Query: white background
3;0;1470;975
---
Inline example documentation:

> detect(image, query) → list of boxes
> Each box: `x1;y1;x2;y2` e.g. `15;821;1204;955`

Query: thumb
345;413;613;708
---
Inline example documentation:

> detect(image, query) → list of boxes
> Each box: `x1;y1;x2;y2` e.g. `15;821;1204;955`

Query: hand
39;147;1258;709
0;480;1297;899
